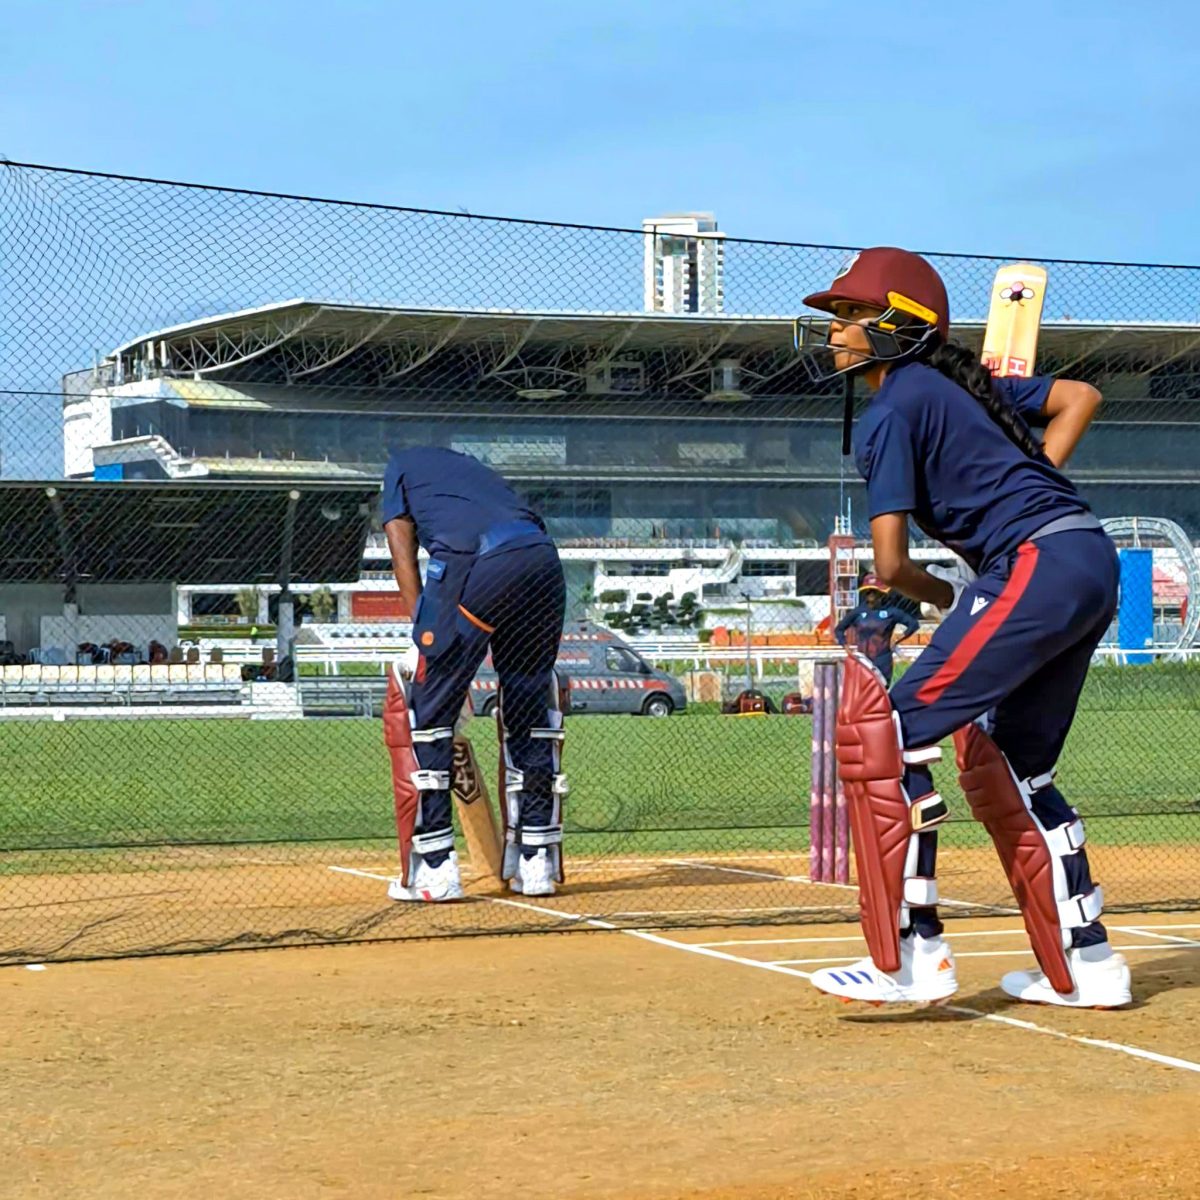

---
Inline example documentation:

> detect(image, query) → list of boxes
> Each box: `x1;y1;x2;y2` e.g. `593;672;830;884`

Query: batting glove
397;641;420;680
924;557;977;620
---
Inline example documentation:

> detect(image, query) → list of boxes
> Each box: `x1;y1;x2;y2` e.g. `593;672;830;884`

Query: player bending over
381;446;567;902
797;247;1127;1009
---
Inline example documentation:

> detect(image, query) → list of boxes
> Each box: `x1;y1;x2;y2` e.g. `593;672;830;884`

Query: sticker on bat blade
452;739;486;806
1000;279;1038;303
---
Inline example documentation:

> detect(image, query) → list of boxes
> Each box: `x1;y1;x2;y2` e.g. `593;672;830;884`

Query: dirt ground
4;913;1199;1200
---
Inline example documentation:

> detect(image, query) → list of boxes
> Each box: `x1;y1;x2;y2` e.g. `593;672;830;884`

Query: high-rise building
642;213;725;314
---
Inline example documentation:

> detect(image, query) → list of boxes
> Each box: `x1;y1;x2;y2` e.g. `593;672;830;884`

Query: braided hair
924;340;1049;464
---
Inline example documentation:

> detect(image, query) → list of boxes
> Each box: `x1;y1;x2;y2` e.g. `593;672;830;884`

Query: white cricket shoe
1001;946;1131;1008
388;851;465;902
509;848;557;897
810;933;958;1005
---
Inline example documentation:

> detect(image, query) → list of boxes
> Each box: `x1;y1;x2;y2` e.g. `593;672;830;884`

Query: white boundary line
328;864;1200;1078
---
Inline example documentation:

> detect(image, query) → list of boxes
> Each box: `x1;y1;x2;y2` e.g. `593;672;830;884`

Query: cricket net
1;160;1198;962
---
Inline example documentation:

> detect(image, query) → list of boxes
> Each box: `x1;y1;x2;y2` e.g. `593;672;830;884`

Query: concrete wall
76;583;174;616
42;583;177;655
0;585;68;654
0;582;177;655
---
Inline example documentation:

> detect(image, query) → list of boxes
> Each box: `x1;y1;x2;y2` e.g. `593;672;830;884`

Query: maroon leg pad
835;654;911;974
384;669;421;885
954;723;1074;995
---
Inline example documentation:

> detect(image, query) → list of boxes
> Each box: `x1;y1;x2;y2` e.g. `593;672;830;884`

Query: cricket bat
980;263;1048;377
451;734;505;883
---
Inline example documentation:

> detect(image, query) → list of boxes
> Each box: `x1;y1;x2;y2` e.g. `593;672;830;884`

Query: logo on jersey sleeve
970;596;989;616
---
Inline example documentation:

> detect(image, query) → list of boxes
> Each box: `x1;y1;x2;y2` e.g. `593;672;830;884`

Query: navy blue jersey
381;447;546;555
995;374;1053;427
835;604;919;667
853;363;1087;572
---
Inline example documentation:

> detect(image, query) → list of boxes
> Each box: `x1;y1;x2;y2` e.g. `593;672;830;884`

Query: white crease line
328;864;1200;1078
1115;923;1200;931
328;867;1196;947
1113;926;1200;947
328;865;394;883
660;858;807;882
351;856;803;876
695;928;1036;947
640;927;1200;1077
640;928;1200;1078
327;868;829;922
606;905;839;917
670;858;1015;915
486;895;817;981
695;921;1200;948
486;894;619;929
617;929;815;980
773;944;1200;966
942;1005;1200;1076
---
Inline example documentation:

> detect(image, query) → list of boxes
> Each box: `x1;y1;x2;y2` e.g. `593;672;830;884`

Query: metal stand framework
828;520;858;629
1101;515;1200;653
108;302;802;401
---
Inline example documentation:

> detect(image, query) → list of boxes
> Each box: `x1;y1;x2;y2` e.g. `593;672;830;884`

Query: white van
470;625;686;718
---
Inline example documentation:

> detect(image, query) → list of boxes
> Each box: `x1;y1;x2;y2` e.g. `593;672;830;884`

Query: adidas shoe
388;851;465;902
509;848;556;897
810;933;958;1005
1001;945;1131;1008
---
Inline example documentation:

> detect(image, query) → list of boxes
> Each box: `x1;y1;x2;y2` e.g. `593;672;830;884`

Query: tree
236;588;260;624
309;587;337;624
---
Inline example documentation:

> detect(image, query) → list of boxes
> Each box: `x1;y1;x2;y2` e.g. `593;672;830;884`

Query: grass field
1;661;1198;863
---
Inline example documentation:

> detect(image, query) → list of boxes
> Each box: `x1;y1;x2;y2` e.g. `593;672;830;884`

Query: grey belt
1029;512;1103;541
477;519;546;556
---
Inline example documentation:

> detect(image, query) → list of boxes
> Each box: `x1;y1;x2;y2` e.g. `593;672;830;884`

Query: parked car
470;627;686;718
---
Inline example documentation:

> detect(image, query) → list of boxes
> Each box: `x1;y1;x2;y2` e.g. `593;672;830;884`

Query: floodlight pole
45;482;79;594
739;589;753;691
275;489;301;679
45;486;80;656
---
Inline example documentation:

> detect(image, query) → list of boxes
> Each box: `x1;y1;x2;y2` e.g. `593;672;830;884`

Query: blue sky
4;0;1198;262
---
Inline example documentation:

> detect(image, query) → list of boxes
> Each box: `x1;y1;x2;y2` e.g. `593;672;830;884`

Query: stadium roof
0;481;377;585
95;300;1200;396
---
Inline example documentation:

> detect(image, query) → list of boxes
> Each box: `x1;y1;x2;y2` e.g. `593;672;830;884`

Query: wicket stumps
809;659;850;884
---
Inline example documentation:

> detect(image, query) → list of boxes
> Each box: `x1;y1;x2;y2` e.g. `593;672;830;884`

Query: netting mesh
1;159;1198;963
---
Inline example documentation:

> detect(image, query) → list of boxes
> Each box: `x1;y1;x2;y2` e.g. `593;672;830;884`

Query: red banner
351;591;412;621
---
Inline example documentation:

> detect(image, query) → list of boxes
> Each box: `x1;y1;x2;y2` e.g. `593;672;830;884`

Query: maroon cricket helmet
804;247;950;339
